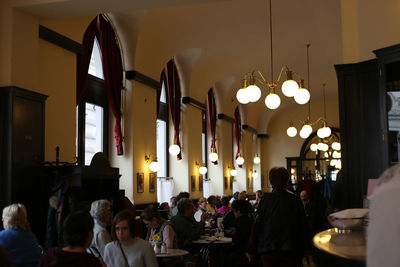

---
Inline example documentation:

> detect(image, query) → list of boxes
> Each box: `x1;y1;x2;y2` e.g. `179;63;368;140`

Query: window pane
157;119;167;177
88;37;104;80
85;103;104;165
160;82;167;103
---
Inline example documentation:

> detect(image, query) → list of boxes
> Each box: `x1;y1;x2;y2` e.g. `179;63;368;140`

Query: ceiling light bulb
330;159;337;166
209;152;218;162
318;143;329;151
149;160;160;172
230;169;237;176
323;126;332;138
253;156;261;164
310;143;318;151
299;129;310;139
236;156;244;165
236;88;249;104
332;142;341;151
301;124;313;136
265;92;281;109
287;126;297;137
294;88;310;105
247;85;261;102
169;144;181;156
199;166;208;175
282;80;299;97
252;171;258;178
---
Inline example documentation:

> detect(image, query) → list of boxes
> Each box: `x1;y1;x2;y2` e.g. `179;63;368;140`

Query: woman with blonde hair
0;203;41;267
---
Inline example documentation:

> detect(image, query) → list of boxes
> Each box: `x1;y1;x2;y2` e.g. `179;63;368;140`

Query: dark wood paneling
217;113;235;123
39;25;84;55
182;96;206;111
125;70;160;90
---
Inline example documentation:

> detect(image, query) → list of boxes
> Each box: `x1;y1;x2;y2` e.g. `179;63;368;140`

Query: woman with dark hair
217;196;230;216
39;211;103;267
247;167;307;267
141;205;177;249
104;210;157;267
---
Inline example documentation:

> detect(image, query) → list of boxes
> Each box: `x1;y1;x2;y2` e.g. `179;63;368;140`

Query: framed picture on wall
191;175;196;192
199;175;203;191
137;173;144;193
149;173;156;193
224;176;228;190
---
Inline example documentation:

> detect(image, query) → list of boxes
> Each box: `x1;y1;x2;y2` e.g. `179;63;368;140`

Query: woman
88;199;112;258
39;211;103;267
217;196;230;216
104;210;158;267
0;203;41;267
194;197;207;222
141;205;177;249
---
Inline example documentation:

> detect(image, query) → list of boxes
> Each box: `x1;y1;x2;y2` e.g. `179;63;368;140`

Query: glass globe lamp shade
335;159;342;169
230;169;238;176
149;160;160;172
332;142;341;151
324;152;329;158
330;159;337;166
317;126;331;138
287;126;297;137
310;143;318;151
209;152;218;162
252;171;258;179
299;129;310;139
236;156;244;165
247;85;261;102
294;88;310;105
236;88;249;104
301;124;313;136
282;79;299;97
265;93;281;109
332;151;341;159
168;144;181;156
319;143;329;151
253;156;261;164
199;166;208;175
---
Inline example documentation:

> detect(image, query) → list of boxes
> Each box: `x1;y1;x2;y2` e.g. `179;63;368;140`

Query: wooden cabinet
0;86;47;212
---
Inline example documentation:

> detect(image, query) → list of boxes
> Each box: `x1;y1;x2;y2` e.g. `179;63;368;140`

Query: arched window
157;81;168;177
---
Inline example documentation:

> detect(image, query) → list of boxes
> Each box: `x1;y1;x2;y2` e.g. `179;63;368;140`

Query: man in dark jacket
247;167;307;267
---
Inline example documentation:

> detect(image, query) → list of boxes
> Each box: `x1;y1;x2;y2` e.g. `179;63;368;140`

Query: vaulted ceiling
16;0;343;133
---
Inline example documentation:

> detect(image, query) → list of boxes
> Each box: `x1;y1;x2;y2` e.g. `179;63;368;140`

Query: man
88;200;112;258
169;196;178;217
170;198;206;250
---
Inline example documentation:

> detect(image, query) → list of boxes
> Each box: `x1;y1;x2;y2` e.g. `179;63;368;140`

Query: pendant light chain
269;0;274;80
307;44;311;120
323;83;327;119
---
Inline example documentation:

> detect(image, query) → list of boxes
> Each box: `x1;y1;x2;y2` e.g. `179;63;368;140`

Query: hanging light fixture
236;154;245;165
253;154;261;164
230;168;238;176
169;143;181;156
209;147;218;162
316;83;332;139
236;0;308;110
199;165;208;175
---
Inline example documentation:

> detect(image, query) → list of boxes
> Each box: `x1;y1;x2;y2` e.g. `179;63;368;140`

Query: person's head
112;210;136;243
170;196;177;207
269;167;289;190
221;196;230;207
140;205;162;229
233;192;239;199
2;203;29;230
300;190;309;202
177;198;195;218
232;200;250;218
62;211;94;248
198;197;207;208
256;190;263;200
90;199;112;224
160;202;170;212
176;192;190;202
238;191;247;200
207;195;216;205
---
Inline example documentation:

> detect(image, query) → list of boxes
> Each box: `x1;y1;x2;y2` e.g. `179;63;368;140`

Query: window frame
157;83;169;177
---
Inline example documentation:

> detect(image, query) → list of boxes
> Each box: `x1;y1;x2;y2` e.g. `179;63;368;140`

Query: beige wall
0;1;13;86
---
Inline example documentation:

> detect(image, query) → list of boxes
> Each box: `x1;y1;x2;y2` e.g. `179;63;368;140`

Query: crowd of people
1;165;395;266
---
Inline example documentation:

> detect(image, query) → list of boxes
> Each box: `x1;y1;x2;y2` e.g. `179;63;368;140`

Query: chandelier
236;0;310;109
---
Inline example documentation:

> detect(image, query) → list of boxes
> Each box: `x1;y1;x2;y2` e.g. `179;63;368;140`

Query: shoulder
105;241;119;251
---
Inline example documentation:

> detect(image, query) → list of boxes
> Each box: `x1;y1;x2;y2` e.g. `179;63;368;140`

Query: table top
313;228;366;263
155;249;189;257
193;235;232;244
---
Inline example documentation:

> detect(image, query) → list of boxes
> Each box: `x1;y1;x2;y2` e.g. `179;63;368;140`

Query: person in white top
88;199;112;258
367;163;400;267
104;210;158;267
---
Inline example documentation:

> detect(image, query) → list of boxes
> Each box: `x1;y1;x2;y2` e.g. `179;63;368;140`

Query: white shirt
88;220;111;258
104;238;158;267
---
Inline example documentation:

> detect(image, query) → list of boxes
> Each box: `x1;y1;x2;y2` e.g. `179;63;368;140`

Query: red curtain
77;15;124;155
162;59;182;160
234;107;242;168
206;88;218;165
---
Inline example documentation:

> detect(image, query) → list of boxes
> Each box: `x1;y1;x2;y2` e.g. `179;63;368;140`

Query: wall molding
39;25;84;55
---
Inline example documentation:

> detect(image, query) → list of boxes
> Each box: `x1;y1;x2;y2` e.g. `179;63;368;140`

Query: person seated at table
141;205;177;249
246;167;307;267
227;200;254;266
206;195;217;216
170;198;206;250
217;196;230;216
170;196;178;217
104;210;157;267
229;192;239;204
159;202;171;220
88;199;112;258
194;197;207;222
39;210;104;267
253;190;263;210
0;203;42;267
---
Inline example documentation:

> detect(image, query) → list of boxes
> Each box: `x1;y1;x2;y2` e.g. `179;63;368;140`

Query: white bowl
328;209;368;230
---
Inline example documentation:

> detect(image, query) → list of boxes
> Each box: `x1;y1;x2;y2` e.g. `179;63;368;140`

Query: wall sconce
228;166;237;176
145;154;160;172
236;154;244;165
196;161;208;175
253;154;261;164
251;169;258;179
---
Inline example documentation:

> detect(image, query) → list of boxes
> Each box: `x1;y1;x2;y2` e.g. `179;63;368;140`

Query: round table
313;228;365;267
156;249;189;258
193;235;232;244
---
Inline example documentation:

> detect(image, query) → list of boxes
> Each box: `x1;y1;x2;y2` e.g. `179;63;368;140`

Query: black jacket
251;189;307;254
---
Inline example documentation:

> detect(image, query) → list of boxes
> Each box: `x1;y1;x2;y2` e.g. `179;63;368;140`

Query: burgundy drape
77;15;124;155
206;88;217;165
162;59;182;160
234;107;242;168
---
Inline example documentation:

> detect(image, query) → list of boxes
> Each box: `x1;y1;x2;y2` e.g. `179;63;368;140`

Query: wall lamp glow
145;154;160;172
169;143;181;156
196;161;208;175
253;154;261;164
236;154;244;165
